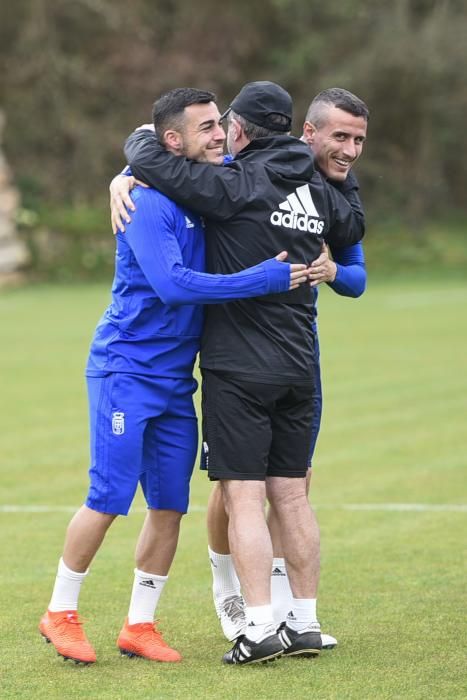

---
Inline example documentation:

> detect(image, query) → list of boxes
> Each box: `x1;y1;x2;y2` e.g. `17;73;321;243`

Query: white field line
1;503;466;514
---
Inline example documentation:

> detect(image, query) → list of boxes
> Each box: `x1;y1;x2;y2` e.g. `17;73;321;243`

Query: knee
267;479;308;512
148;508;183;529
221;481;266;517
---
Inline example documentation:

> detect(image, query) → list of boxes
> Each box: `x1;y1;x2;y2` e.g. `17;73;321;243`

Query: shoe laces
134;621;169;648
55;612;88;640
56;612;84;627
221;595;246;623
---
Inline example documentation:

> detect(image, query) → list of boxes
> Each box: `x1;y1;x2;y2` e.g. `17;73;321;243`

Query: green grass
1;278;466;699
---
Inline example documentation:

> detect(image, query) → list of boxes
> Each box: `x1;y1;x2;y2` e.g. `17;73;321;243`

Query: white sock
48;557;88;612
208;547;241;600
127;569;168;625
271;557;293;624
244;604;276;642
286;598;318;632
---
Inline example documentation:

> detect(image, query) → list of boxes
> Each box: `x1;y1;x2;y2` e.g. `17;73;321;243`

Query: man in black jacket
124;81;365;665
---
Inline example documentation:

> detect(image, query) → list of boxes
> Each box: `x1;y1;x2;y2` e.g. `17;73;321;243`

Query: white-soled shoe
214;593;246;642
321;632;338;649
278;622;322;657
276;619;337;650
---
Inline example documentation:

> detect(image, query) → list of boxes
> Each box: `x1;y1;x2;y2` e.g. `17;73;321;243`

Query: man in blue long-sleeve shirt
39;88;310;667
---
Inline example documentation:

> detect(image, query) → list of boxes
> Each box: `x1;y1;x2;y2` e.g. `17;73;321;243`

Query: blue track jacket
86;186;291;378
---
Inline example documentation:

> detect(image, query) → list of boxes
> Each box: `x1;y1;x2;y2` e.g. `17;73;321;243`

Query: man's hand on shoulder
110;174;148;234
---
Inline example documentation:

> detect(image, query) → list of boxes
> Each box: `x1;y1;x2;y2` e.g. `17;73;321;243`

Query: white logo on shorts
112;411;125;435
203;441;209;467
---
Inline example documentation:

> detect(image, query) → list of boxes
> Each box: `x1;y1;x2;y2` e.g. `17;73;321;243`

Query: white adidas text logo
270;184;324;235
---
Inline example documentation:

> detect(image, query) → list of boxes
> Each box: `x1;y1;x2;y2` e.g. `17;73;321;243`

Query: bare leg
268;468;313;557
267;501;284;557
266;476;319;599
42;506;111;663
122;508;183;630
135;509;183;575
62;505;116;572
267;497;293;624
221;480;271;606
207;482;230;554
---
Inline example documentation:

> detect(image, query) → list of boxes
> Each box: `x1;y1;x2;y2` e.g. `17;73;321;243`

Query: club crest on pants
112;411;125;435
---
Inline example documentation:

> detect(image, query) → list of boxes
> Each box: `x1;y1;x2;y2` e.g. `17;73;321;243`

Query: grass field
1;278;466;699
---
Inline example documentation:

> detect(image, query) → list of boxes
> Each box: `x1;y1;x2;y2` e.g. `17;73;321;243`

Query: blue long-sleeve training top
86;186;291;379
328;241;366;297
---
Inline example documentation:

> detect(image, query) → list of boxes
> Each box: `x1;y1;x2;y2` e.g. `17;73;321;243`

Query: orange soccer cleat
117;618;182;662
39;610;97;664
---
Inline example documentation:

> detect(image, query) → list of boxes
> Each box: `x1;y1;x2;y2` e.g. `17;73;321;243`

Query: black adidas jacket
124;131;365;382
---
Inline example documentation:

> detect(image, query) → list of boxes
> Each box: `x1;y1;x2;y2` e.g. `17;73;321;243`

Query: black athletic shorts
201;369;317;481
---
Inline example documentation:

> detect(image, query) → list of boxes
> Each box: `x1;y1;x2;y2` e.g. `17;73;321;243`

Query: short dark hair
152;88;216;143
229;110;290;140
305;88;369;127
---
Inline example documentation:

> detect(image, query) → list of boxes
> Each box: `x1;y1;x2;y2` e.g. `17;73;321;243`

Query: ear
303;121;317;145
164;129;183;154
230;117;243;143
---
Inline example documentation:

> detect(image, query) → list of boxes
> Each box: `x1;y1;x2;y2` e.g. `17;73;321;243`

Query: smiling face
303;105;367;181
177;101;225;164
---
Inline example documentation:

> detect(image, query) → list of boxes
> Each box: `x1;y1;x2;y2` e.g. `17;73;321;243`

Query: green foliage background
0;0;466;279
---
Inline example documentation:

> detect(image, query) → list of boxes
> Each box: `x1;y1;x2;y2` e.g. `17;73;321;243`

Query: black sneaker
222;632;283;665
278;622;322;657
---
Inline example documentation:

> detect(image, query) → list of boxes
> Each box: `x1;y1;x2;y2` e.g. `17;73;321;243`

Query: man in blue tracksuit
39;88;310;667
